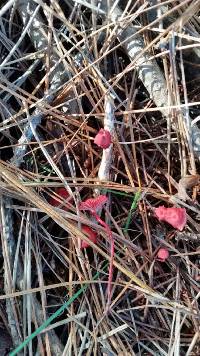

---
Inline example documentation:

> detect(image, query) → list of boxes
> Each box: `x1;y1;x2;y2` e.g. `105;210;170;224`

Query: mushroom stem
92;211;114;307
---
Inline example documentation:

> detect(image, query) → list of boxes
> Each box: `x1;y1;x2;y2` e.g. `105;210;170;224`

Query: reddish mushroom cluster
154;206;186;231
79;195;108;250
154;206;187;263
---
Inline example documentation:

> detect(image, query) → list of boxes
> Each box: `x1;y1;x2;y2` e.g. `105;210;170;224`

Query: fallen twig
98;94;115;181
11;0;79;167
0;197;22;352
99;1;200;162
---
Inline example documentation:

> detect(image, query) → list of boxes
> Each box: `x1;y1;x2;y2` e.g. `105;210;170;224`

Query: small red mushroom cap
157;248;169;262
154;206;186;231
79;195;107;212
94;129;111;149
81;225;97;249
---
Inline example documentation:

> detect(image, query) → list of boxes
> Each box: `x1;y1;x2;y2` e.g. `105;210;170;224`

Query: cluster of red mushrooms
49;129;187;262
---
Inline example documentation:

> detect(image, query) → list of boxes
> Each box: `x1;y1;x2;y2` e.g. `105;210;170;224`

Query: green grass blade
104;189;133;197
124;191;141;233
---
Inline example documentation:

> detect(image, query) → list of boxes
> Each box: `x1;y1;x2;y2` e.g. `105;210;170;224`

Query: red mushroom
81;225;97;249
154;206;186;231
157;248;169;262
50;188;71;210
79;195;108;213
79;194;114;307
94;129;111;149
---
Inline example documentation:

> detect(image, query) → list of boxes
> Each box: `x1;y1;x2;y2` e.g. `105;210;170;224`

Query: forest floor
0;0;200;355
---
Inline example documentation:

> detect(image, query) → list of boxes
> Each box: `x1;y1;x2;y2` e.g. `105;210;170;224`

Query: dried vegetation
0;0;200;355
